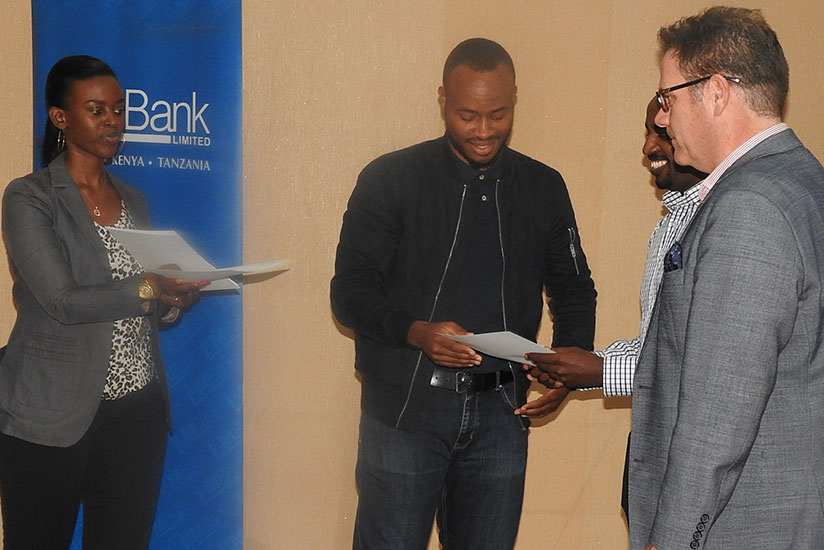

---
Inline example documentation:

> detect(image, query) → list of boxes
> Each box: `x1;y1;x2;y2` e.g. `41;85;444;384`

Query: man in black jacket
331;38;597;550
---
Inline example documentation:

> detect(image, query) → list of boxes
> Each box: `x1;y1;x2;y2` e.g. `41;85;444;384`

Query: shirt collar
662;181;703;213
698;122;789;201
450;143;504;183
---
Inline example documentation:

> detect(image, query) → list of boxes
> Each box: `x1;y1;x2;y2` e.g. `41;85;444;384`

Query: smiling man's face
643;97;704;192
439;63;516;170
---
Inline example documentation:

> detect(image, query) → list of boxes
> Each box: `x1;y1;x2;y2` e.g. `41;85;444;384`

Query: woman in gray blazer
0;55;207;550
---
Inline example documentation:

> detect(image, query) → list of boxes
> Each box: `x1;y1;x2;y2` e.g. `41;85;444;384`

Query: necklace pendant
93;205;101;217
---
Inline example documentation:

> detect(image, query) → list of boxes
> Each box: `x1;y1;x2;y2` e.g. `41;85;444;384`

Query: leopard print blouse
94;202;155;400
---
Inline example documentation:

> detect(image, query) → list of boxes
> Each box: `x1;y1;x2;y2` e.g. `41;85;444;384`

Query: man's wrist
406;320;426;348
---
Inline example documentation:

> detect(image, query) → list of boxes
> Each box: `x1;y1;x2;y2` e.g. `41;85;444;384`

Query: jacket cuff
387;310;418;348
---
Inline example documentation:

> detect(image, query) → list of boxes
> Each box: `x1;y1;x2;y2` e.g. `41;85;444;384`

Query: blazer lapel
48;155;106;254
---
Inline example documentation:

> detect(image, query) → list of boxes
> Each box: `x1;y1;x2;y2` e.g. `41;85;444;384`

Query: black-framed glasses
656;75;742;112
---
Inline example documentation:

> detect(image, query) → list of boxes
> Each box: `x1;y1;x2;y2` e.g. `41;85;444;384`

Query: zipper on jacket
426;185;468;323
494;179;507;332
568;227;580;275
495;180;519;410
495;181;523;415
396;184;468;428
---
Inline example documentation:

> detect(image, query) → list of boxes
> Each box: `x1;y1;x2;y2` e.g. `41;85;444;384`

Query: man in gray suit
630;7;824;550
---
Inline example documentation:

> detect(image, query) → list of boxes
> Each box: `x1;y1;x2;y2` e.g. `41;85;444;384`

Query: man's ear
708;74;732;117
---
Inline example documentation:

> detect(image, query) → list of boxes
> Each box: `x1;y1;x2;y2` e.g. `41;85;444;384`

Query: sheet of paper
108;228;290;291
150;260;292;281
442;331;554;365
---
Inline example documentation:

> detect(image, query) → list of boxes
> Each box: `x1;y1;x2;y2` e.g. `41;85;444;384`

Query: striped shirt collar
698;122;789;201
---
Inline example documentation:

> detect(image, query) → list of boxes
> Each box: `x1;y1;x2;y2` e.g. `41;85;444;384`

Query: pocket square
664;242;683;272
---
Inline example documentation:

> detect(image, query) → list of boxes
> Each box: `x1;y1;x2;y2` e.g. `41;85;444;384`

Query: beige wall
2;1;824;549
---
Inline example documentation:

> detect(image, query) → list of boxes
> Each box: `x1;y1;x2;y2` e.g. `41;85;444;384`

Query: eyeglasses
656;75;742;112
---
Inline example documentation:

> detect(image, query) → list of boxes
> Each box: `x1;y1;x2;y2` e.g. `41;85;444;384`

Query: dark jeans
0;380;168;550
353;380;528;550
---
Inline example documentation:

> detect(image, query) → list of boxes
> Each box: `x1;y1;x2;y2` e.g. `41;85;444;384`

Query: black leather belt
429;366;514;394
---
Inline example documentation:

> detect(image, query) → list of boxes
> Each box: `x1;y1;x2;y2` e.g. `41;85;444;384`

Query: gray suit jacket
0;154;170;447
629;129;824;549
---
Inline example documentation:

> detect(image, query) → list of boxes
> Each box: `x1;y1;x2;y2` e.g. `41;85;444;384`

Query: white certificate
442;331;554;365
108;228;290;291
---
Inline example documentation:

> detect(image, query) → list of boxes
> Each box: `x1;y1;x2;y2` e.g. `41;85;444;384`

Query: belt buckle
455;372;474;393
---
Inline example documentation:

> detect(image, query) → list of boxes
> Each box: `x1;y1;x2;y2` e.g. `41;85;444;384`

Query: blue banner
31;2;242;548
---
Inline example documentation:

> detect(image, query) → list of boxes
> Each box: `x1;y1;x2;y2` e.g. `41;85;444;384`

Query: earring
57;130;66;152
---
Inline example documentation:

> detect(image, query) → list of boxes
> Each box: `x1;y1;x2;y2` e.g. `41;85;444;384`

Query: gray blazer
0;154;170;447
629;129;824;549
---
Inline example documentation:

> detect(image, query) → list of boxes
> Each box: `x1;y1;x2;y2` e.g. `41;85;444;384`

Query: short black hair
443;38;515;85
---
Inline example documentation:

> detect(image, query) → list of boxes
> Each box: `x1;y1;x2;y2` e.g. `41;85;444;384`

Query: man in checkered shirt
520;98;704;398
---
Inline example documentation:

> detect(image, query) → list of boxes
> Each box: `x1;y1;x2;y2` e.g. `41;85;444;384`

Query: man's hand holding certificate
441;330;553;365
441;331;568;418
